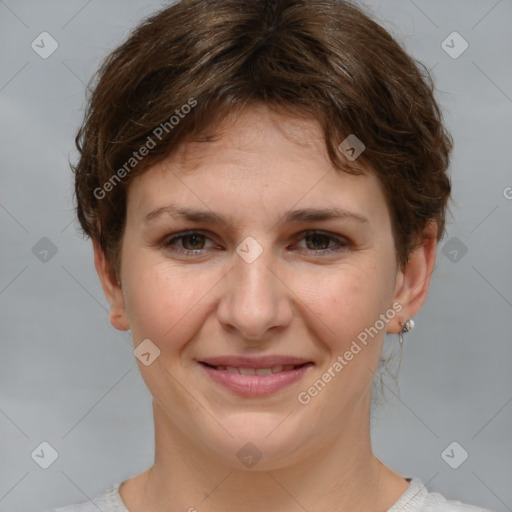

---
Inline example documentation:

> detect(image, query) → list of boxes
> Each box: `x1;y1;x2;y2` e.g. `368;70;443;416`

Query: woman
51;0;495;510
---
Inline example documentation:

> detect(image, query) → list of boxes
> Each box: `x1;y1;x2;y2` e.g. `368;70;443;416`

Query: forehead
177;105;327;170
126;104;388;227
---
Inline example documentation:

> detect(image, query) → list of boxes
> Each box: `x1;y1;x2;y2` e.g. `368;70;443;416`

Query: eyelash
161;230;350;257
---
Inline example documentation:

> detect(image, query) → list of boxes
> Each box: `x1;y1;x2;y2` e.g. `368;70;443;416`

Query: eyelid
161;229;351;256
162;229;217;249
293;230;351;253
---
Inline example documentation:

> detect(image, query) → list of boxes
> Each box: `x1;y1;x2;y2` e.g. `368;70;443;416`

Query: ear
92;239;130;331
390;220;438;333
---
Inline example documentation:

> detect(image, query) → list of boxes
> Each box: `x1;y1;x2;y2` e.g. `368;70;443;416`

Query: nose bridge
217;235;290;339
234;238;274;294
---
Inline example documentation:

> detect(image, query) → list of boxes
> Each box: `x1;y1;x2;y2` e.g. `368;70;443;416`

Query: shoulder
393;477;496;512
43;482;127;512
421;491;495;512
47;503;99;512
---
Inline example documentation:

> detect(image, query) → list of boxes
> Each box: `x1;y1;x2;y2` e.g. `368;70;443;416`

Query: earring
398;319;414;365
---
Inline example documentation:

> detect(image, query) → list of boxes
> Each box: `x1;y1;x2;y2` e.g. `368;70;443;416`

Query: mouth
199;361;312;375
197;358;314;397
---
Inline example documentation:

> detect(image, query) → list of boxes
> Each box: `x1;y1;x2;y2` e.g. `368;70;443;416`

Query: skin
94;103;437;512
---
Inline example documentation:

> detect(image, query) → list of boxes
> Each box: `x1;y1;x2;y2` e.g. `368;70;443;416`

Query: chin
193;410;317;470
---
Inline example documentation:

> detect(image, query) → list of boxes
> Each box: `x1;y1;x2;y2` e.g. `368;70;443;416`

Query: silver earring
398;319;414;365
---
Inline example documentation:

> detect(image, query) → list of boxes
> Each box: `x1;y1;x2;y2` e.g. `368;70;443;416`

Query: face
99;104;428;470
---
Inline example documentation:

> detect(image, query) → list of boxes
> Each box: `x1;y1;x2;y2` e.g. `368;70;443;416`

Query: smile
203;363;305;374
198;361;314;397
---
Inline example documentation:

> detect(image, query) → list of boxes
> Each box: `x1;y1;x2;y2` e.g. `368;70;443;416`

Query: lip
198;355;313;368
197;356;314;397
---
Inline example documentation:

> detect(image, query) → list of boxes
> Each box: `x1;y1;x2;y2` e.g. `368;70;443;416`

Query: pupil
185;234;202;249
309;234;328;250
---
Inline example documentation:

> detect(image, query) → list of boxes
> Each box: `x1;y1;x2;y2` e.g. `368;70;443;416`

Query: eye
161;230;350;257
163;231;213;255
294;230;350;255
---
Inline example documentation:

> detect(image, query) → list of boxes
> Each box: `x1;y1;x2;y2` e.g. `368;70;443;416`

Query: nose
216;241;293;342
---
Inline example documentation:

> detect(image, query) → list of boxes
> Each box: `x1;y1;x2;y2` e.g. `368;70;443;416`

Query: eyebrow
144;204;369;225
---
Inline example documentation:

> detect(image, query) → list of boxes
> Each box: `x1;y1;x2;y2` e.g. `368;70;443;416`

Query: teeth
211;364;302;374
239;367;256;375
255;368;272;375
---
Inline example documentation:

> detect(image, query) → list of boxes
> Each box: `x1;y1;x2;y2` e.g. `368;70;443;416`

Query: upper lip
198;355;314;368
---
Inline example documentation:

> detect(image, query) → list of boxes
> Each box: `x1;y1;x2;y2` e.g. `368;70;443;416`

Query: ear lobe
92;240;130;331
391;221;438;333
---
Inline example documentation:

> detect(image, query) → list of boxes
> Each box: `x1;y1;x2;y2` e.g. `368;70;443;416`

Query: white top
46;476;495;512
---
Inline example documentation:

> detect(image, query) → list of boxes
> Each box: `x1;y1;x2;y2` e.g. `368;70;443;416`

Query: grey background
1;0;511;511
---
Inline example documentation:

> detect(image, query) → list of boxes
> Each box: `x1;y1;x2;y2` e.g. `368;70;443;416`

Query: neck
120;397;409;512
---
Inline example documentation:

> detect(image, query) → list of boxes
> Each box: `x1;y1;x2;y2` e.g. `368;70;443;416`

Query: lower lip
198;362;313;397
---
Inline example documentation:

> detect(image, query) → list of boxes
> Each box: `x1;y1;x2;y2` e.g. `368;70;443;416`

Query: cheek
122;253;218;348
303;262;392;350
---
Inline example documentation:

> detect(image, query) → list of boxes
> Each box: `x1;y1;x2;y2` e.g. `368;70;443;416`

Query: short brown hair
73;0;452;283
